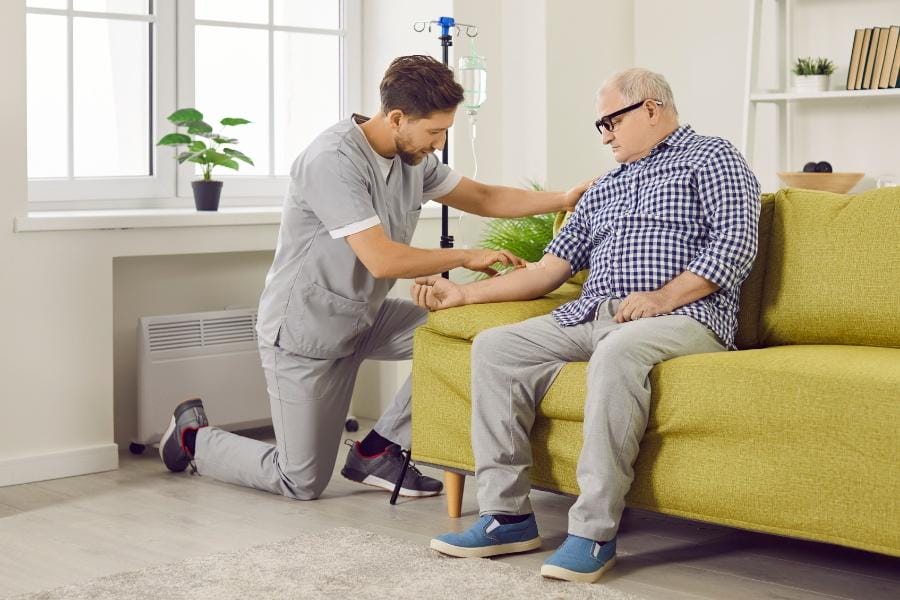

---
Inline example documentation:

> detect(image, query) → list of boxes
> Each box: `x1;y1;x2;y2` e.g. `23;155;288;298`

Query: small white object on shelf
791;74;829;92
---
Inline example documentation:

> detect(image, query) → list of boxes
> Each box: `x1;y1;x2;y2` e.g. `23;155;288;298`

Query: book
879;25;900;88
872;25;900;88
846;28;866;90
861;27;881;89
892;28;900;88
869;27;890;89
856;28;873;89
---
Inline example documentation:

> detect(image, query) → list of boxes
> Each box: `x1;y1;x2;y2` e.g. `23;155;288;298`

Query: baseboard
0;443;119;487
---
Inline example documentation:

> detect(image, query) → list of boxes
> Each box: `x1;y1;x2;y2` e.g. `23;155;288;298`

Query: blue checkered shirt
545;125;761;349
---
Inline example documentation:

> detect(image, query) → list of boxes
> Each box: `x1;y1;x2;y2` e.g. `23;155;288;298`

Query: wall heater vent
134;308;270;451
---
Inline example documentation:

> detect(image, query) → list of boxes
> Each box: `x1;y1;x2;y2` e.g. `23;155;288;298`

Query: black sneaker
159;398;208;473
340;440;443;497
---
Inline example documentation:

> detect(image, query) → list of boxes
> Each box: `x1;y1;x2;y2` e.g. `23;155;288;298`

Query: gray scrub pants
194;298;427;500
472;299;724;541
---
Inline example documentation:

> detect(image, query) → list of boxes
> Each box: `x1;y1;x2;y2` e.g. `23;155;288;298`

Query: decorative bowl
776;172;864;194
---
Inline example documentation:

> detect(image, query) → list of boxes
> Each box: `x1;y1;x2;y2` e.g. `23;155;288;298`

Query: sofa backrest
758;186;900;349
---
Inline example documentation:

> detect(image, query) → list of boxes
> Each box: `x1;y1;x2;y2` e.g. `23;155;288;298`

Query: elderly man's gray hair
601;68;678;116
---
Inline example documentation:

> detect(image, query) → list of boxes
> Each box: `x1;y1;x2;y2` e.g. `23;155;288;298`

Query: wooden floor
0;425;897;599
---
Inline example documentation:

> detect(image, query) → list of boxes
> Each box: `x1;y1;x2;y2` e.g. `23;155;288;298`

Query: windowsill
14;201;459;233
14;206;284;232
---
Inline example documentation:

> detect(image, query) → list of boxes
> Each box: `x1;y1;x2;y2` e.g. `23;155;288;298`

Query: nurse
159;55;587;501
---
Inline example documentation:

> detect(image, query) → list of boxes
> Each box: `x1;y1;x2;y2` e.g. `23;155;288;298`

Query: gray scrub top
257;114;461;359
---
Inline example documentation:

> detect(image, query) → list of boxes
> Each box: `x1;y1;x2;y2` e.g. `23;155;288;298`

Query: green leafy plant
792;57;835;76
157;108;254;181
475;180;556;277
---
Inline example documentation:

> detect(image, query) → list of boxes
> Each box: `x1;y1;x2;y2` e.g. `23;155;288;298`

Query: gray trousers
194;298;427;500
471;299;725;541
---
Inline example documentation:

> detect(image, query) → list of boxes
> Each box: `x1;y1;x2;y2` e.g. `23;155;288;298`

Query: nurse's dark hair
380;55;464;119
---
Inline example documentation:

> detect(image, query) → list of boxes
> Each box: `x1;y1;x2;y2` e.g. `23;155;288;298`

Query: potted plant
791;57;835;93
472;180;556;279
157;108;254;211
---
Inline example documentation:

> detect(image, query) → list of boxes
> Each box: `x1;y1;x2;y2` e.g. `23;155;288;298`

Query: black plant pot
191;180;223;211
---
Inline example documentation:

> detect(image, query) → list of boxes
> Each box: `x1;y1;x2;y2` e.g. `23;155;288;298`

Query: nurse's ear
386;109;405;131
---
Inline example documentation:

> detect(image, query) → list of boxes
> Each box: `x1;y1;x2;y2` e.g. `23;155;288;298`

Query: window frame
25;1;177;209
25;0;360;211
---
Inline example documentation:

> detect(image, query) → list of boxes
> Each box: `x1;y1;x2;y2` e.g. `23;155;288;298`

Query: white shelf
751;88;900;101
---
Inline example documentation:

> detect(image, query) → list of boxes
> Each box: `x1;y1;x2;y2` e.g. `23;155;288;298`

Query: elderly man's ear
646;100;664;124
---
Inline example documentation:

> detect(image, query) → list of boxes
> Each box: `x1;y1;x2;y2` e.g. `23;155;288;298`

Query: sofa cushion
760;187;900;348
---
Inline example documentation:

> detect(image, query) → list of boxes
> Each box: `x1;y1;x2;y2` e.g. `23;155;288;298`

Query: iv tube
458;48;486;180
457;43;487;249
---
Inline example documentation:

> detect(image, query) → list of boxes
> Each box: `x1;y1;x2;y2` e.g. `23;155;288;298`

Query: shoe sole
158;398;204;472
158;415;183;471
430;536;542;558
341;470;442;498
540;556;617;583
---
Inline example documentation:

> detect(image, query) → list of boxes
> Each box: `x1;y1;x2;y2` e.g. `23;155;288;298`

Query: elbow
366;262;393;279
366;257;406;279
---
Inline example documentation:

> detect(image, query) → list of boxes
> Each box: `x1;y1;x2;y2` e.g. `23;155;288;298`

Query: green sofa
411;186;900;557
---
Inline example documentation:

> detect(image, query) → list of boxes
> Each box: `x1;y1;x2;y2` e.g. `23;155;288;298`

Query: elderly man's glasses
594;99;664;134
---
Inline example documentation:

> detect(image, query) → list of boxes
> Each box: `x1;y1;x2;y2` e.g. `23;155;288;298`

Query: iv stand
388;17;479;507
414;17;479;280
437;17;455;280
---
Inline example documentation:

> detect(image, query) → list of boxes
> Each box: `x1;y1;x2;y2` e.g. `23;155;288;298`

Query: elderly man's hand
411;276;467;311
614;289;675;323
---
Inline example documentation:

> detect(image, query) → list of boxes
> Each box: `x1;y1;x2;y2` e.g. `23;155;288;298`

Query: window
25;0;360;209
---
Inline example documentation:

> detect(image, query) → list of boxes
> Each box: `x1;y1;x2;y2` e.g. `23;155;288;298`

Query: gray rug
14;527;641;600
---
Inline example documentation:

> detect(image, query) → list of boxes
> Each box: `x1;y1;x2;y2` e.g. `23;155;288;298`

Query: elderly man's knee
589;333;645;373
472;326;515;361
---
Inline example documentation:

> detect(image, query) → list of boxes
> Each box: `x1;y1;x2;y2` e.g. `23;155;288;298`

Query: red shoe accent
180;427;199;458
355;441;392;459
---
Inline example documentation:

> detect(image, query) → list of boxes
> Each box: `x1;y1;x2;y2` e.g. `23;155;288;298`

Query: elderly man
414;68;760;583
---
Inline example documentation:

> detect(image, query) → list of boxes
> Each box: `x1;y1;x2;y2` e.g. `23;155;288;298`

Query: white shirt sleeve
328;215;382;239
423;170;463;201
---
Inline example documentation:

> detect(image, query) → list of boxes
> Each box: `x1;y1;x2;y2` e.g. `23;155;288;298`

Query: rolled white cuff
329;215;381;239
423;171;463;201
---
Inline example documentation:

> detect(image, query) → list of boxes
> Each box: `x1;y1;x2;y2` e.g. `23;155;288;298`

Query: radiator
134;308;270;451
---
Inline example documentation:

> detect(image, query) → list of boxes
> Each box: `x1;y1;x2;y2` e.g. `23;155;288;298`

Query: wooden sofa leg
445;471;464;518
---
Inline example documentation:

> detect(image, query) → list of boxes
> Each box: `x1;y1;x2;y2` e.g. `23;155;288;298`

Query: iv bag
458;54;487;113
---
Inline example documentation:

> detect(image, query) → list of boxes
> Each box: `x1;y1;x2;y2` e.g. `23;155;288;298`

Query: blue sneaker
540;535;617;583
430;514;542;558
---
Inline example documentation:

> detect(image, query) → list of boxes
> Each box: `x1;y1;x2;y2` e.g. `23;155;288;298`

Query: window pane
274;33;340;175
74;0;151;15
195;26;269;176
26;14;68;179
194;0;266;25
27;0;67;9
73;17;150;177
274;0;340;30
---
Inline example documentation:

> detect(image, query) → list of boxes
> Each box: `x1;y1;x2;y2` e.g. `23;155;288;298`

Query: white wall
635;0;900;191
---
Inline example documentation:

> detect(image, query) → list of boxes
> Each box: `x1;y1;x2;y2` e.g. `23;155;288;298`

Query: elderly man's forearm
464;266;568;305
660;270;720;309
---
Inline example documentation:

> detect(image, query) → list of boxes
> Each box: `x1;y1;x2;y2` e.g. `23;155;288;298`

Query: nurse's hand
411;276;466;311
560;178;591;212
462;249;526;277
